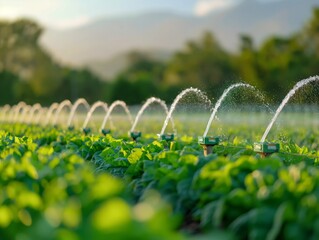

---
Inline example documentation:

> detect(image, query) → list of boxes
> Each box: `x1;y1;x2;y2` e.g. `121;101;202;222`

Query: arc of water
19;105;32;123
261;76;319;142
52;100;72;126
130;97;176;133
8;105;17;123
12;102;27;122
34;107;48;125
0;105;11;122
82;101;108;129
7;104;22;123
44;103;59;125
67;98;90;128
160;87;211;135
203;83;255;137
100;100;133;130
26;103;42;124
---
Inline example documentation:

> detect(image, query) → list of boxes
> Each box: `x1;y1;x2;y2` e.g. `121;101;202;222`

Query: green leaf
128;148;144;164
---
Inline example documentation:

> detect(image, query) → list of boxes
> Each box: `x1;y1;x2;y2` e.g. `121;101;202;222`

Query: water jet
52;100;72;126
160;87;210;137
82;101;108;130
255;76;319;156
67;98;90;128
100;100;133;132
131;97;175;135
200;83;256;155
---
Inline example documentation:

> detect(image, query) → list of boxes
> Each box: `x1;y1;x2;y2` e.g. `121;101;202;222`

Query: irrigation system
1;76;319;156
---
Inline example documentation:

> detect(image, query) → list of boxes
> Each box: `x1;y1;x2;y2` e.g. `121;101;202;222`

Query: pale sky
0;0;277;29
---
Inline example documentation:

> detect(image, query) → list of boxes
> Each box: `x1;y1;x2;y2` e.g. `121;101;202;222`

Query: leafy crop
0;123;318;239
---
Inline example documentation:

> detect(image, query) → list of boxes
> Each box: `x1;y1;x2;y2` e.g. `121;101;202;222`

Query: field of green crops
0;122;319;240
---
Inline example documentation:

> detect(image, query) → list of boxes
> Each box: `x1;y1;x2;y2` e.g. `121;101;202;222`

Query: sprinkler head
198;136;220;156
101;128;111;136
198;136;220;146
82;127;91;135
68;125;74;131
254;142;280;157
130;131;142;141
159;133;174;141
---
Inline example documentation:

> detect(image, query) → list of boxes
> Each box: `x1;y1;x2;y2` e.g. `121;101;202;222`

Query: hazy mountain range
40;0;319;79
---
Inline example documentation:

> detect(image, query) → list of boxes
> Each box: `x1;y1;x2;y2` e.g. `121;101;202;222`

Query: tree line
1;8;319;105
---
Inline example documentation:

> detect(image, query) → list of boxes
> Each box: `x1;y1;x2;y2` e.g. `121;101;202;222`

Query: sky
0;0;276;29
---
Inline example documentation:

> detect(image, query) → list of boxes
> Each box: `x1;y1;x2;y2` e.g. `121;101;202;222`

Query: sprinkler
159;133;175;150
254;142;280;157
101;128;111;136
130;131;142;141
159;133;174;141
198;136;220;156
82;127;91;135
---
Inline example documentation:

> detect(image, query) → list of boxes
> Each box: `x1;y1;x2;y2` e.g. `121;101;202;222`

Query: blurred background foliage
1;8;319;105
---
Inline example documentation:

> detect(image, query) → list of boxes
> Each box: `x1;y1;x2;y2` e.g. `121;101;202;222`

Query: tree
108;72;158;105
302;7;319;56
164;32;235;98
0;18;105;104
28;50;62;99
106;51;165;104
54;68;104;104
0;19;63;103
298;7;319;77
0;71;20;104
0;19;43;76
257;36;313;101
236;34;261;88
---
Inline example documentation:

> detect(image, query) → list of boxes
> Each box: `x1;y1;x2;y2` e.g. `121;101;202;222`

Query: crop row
0;124;318;239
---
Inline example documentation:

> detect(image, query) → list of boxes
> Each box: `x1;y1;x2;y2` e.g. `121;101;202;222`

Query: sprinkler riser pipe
203;145;213;156
198;136;220;156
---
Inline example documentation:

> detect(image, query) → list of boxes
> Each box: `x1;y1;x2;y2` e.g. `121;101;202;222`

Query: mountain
40;0;319;79
41;12;197;65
